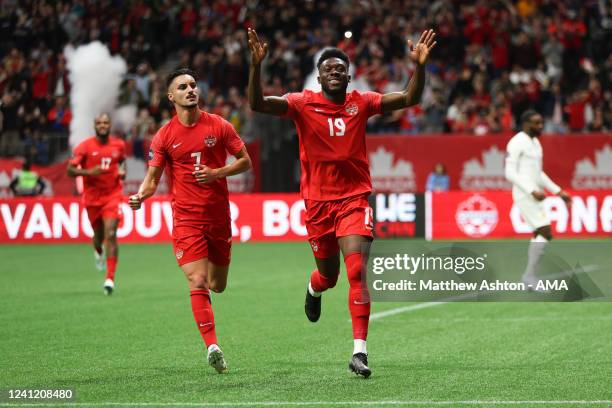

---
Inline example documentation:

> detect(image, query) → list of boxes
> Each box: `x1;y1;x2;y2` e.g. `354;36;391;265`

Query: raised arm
380;29;436;113
128;165;164;210
247;28;288;116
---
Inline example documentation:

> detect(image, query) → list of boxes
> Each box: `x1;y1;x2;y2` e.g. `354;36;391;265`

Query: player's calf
305;269;339;322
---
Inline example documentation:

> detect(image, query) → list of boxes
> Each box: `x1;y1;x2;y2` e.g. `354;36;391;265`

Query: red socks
190;290;218;347
106;256;117;281
310;268;339;293
345;252;370;341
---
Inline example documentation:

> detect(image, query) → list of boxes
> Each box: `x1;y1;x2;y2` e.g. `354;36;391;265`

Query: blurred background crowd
0;0;610;170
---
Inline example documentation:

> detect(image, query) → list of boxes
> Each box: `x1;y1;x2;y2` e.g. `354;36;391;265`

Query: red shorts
86;198;123;230
304;193;373;258
172;221;232;267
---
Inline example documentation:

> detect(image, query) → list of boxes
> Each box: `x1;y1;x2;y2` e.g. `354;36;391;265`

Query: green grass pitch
1;241;611;408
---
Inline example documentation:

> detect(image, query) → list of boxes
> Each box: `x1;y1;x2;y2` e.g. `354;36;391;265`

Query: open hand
408;29;437;66
558;190;572;207
247;28;268;66
193;166;219;184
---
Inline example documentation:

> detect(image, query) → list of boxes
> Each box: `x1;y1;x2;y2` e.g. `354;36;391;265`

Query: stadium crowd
0;0;610;165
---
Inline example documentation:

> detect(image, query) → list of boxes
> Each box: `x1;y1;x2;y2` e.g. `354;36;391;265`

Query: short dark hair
166;68;197;89
520;109;540;125
316;48;350;70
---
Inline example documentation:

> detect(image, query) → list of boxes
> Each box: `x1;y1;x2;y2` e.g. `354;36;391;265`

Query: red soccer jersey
70;136;126;206
149;111;244;224
284;89;383;201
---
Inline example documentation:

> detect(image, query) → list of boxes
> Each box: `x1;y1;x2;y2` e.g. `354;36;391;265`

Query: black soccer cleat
304;289;321;322
349;353;371;378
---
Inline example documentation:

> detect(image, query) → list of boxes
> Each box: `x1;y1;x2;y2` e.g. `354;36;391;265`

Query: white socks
353;339;367;355
308;282;322;298
522;235;549;281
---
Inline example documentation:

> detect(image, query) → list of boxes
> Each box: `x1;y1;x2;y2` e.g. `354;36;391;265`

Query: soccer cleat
348;353;371;378
94;249;106;271
207;345;228;373
304;288;321;322
103;279;114;296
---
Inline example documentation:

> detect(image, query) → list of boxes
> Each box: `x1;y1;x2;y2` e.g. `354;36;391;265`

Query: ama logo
455;195;499;238
572;144;612;190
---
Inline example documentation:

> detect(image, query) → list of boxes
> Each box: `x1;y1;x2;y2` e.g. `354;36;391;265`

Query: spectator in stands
46;95;71;132
426;163;450;192
9;161;46;196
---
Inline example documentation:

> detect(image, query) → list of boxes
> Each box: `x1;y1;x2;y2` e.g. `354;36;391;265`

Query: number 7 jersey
148;111;245;223
283;90;383;201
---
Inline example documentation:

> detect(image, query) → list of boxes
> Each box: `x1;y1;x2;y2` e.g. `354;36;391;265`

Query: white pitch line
1;400;611;406
369;301;448;321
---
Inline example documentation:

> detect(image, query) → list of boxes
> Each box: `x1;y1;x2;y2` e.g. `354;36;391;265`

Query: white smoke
66;42;128;146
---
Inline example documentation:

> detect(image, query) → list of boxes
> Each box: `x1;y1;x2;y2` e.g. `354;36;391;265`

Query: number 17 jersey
148;111;244;223
283;89;383;201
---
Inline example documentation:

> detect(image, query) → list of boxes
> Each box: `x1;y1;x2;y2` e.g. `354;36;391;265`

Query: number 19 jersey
149;111;244;223
283;89;383;201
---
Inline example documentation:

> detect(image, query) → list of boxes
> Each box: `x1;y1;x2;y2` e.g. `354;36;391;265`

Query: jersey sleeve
148;128;167;168
222;119;245;155
282;92;305;119
69;141;86;166
361;91;383;116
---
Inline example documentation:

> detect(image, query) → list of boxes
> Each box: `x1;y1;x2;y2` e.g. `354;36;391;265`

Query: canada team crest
345;102;358;116
205;135;217;147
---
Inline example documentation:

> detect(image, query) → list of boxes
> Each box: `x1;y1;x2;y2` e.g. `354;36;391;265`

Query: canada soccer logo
455;195;499;238
205;135;217;147
345;102;358;116
175;249;184;260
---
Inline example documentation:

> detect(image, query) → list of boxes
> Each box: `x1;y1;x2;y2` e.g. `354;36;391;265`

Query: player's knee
188;274;208;290
209;280;226;293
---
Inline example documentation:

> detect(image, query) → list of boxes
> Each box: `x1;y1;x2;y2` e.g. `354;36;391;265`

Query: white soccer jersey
505;131;561;201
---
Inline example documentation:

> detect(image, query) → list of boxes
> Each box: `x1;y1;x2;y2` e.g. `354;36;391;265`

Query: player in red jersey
128;68;251;373
67;113;126;295
248;28;436;377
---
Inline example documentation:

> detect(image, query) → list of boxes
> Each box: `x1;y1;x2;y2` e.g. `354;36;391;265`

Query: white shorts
515;197;550;230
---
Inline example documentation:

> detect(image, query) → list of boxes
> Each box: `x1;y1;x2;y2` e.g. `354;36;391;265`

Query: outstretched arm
247;28;288;116
381;29;436;113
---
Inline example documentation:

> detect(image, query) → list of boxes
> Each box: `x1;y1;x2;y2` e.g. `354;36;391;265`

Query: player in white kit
504;110;572;287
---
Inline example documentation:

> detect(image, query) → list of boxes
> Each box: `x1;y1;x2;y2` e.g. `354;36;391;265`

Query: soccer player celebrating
247;28;436;377
67;113;126;295
128;68;251;373
505;110;572;288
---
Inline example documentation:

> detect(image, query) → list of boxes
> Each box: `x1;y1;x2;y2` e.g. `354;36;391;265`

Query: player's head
167;68;199;109
94;113;111;140
521;110;543;137
316;48;351;96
